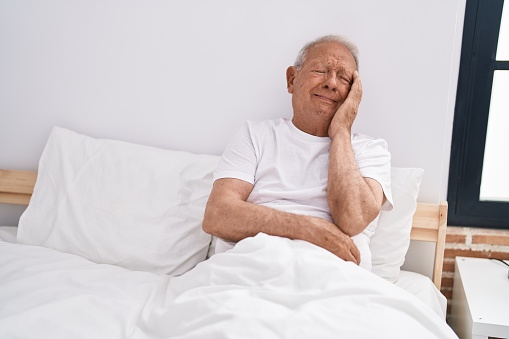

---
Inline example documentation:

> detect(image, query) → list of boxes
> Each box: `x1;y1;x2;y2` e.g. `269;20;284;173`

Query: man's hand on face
328;70;363;138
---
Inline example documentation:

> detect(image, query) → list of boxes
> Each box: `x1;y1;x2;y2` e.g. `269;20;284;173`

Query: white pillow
370;167;424;282
18;127;219;276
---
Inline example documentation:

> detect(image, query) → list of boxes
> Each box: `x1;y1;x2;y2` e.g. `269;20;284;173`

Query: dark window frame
448;0;509;229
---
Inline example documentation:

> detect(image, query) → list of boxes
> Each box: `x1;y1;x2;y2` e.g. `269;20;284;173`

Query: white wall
0;0;465;225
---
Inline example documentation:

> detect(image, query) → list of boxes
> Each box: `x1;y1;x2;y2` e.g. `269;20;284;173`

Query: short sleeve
214;122;257;185
352;134;393;211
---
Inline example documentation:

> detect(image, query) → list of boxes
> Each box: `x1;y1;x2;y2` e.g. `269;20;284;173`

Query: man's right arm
202;177;361;264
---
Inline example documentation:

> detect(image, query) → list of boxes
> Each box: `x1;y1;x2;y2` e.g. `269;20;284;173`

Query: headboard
0;170;36;206
0;169;447;290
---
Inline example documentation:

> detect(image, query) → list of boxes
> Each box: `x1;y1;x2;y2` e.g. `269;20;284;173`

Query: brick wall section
441;226;509;318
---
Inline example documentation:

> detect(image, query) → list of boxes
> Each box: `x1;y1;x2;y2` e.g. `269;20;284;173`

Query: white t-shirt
213;118;393;270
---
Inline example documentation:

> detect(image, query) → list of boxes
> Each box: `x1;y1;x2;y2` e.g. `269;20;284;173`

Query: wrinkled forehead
304;42;357;70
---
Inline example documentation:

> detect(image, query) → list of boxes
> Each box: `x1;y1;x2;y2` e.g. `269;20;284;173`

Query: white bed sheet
0;225;448;317
395;270;447;320
0;226;447;318
0;233;457;339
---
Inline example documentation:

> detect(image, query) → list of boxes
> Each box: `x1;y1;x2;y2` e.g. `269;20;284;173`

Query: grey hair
294;35;359;71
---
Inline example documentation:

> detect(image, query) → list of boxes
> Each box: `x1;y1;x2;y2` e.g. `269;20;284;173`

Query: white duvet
0;233;457;339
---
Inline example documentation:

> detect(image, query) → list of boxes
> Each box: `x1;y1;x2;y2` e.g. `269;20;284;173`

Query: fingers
351;244;361;265
342;239;360;265
342;248;360;265
318;219;361;265
351;70;359;85
339;235;361;265
348;70;362;102
328;72;362;138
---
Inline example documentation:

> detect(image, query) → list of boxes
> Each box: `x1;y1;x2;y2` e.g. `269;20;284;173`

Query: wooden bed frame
0;169;447;290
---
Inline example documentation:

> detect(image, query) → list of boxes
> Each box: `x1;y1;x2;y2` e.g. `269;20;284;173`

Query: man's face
287;41;357;125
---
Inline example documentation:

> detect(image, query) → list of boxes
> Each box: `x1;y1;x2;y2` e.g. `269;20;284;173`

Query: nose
323;72;338;92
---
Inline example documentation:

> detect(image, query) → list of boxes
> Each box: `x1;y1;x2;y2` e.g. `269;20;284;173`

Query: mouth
314;94;337;104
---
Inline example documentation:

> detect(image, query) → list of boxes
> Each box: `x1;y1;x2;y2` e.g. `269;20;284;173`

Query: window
448;0;509;228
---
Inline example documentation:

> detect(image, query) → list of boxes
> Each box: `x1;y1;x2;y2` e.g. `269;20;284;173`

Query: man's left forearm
327;128;383;236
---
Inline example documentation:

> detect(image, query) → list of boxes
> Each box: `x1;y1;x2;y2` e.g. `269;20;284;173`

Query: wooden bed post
410;201;448;290
0;170;37;205
433;201;448;290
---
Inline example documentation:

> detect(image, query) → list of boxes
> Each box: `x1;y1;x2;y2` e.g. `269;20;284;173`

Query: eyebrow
307;62;326;69
307;62;351;74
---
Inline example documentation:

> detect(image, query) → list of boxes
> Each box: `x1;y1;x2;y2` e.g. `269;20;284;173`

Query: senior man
202;35;393;270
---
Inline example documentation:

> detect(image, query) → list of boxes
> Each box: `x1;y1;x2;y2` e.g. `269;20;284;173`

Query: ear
286;66;296;93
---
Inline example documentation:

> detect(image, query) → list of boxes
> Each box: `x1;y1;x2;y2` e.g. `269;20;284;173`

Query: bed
0;127;457;338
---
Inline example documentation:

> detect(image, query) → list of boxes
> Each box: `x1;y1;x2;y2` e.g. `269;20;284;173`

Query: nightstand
449;256;509;339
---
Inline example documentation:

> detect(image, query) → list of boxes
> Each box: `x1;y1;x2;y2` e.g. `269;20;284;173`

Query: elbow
331;201;381;237
202;200;220;236
340;220;366;237
201;218;213;236
356;204;381;235
342;214;379;237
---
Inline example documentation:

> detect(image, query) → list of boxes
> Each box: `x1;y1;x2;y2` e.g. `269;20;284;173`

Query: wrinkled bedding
0;233;457;339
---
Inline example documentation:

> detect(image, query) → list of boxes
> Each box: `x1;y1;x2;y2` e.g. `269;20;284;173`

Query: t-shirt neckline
286;119;331;143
